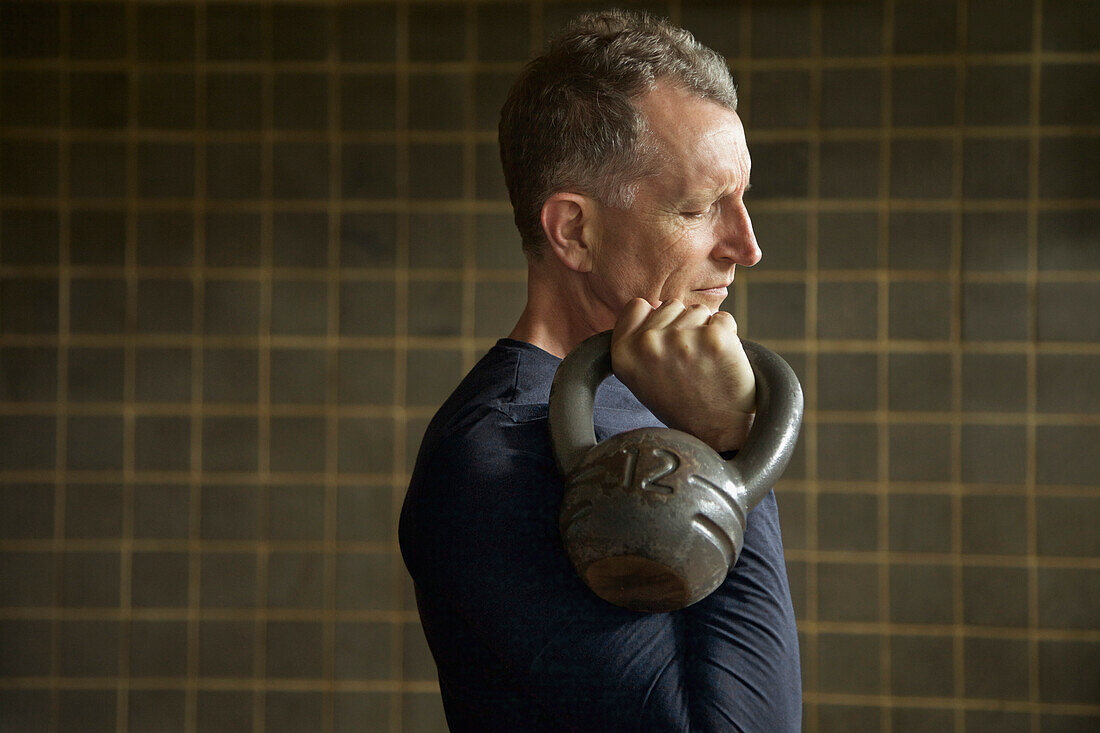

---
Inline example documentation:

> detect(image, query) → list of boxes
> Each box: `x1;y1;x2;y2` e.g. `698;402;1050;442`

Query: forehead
635;83;750;193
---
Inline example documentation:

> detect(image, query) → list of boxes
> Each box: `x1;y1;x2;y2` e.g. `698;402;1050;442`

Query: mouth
694;284;731;297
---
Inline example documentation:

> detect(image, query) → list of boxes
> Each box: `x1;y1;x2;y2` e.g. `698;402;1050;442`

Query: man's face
587;83;761;316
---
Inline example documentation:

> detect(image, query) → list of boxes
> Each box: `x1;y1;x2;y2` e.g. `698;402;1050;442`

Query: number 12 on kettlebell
548;330;803;613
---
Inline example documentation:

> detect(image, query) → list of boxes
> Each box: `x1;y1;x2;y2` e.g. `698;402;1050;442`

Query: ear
540;192;599;272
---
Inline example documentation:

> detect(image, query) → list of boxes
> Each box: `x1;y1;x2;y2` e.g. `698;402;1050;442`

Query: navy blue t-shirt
399;339;801;732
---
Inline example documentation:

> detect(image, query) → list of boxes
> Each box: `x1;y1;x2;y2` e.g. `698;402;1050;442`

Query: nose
714;200;761;267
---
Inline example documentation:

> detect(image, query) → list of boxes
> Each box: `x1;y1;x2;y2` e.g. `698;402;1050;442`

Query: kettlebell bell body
549;331;803;613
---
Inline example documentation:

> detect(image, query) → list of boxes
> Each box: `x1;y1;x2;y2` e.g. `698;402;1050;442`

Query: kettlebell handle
548;330;803;510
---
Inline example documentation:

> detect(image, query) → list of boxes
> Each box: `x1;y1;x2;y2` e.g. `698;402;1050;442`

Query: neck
509;265;612;358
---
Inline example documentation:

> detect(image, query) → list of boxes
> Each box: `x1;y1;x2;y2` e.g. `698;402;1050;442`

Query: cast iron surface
549;330;804;612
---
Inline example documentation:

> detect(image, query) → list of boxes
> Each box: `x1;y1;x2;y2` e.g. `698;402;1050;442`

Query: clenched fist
611;298;756;453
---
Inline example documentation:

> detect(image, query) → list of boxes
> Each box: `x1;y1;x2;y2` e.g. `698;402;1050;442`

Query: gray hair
498;9;738;257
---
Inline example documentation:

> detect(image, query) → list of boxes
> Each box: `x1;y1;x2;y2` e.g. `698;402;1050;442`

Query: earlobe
541;193;596;272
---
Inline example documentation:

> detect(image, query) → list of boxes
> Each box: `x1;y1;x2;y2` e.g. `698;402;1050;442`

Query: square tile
476;141;508;200
1040;136;1099;199
819;140;880;198
70;142;125;198
892;66;957;127
817;352;879;411
200;554;257;608
336;4;396;62
67;347;124;402
335;553;396;610
963;138;1030;198
69;72;127;128
1036;424;1098;486
138;143;195;198
409;4;465;62
273;72;329;130
406;349;464;406
1;209;58;265
893;0;957;53
962;282;1029;342
889;423;952;482
137;212;194;267
409;143;464;200
342;143;396;199
0;70;54;126
818;212;880;270
962;564;1029;627
817;633;882;694
337;418;394;474
128;690;185;733
137;71;195;129
70;278;126;334
196;691;252;730
271;4;329;61
476;2;530;60
201;417;259;472
206;3;262;60
267;552;325;608
1039;640;1100;704
268;485;325;541
267;621;323;677
1042;0;1097;51
1038;567;1096;629
274;142;331;200
334;693;391;733
206;213;261;268
270;417;327;473
271;280;329;335
337;349;393;405
135;347;192;403
817;562;879;621
133;484;190;539
962;211;1029;271
962;494;1028;554
58;691;115;731
745;282;806;339
1038;210;1100;270
820;69;883;128
66;416;123;470
205;144;262;200
0;416;55;469
340;281;394;336
891;635;954;696
136;4;194;60
961;353;1027;412
818;492;879;551
750;2;812;57
0;484;53;539
680;1;741;57
748;70;811;128
202;348;257;403
134;416;191;471
337;486;393;542
1041;64;1100;125
965;636;1029;699
474;71;518;132
129;620;188;677
818;281;877;339
266;692;323;733
1036;496;1099;557
888;280;952;340
61;553;119;608
889;563;954;624
1038;282;1100;342
1;140;58;196
271;348;328;405
888;212;953;270
888;352;952;411
817;423;878;481
821;1;883;56
963;423;1027;484
818;705;881;732
206;72;262;129
274;212;329;268
745;142;809;198
131;551;189;608
69;2;126;59
965;65;1031;126
70;209;125;263
474;281;526;338
408;281;463;337
341;73;397;131
890;138;954;199
203;280;260;335
0;620;52;676
409;72;469;131
64;484;122;538
475;213;526;269
340;212;396;267
747;212;806;271
968;0;1034;52
199;621;254;677
889;493;953;552
334;622;393;679
1;346;56;401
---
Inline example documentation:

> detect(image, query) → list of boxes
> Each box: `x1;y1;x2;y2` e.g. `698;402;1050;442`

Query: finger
706;308;739;335
637;298;686;331
669;302;714;329
612;297;656;347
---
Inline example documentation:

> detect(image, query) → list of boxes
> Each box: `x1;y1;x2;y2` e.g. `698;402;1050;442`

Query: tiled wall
0;1;1095;732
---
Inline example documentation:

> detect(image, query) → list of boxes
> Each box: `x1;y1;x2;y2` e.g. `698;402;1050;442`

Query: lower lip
696;287;728;298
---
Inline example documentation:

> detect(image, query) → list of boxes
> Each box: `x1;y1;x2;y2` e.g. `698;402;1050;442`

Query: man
399;10;800;731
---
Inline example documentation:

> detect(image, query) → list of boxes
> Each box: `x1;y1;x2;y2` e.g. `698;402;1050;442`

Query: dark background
0;1;1096;731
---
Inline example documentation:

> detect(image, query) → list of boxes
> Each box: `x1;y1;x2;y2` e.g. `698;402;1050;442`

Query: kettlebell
548;330;803;612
